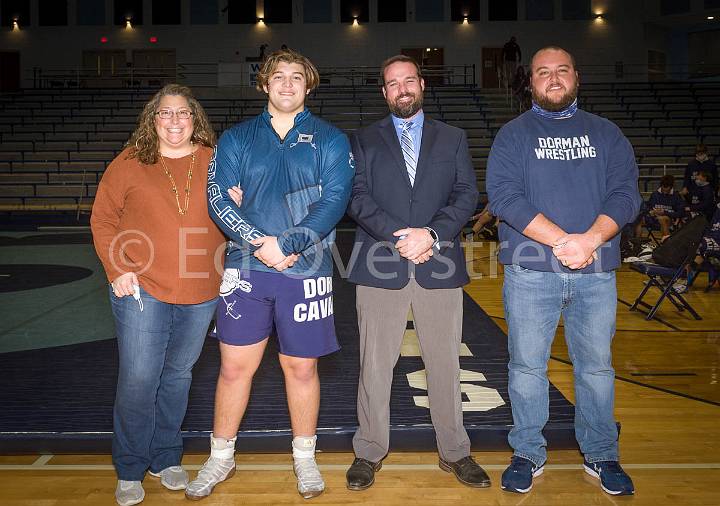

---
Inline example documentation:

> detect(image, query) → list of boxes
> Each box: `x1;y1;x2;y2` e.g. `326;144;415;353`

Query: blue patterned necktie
400;121;417;186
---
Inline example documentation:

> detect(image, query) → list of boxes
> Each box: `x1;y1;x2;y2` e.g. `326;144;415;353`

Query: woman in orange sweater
91;84;225;506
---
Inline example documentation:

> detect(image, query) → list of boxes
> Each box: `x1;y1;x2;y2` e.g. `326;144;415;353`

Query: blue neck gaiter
531;98;578;119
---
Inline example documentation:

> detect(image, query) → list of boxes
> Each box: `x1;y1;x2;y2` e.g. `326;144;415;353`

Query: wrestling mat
0;231;576;453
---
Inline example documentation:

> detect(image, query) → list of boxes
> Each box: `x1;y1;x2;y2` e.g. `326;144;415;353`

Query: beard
388;92;423;119
532;81;578;112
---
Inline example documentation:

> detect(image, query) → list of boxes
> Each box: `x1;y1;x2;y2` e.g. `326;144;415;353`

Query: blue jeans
110;286;217;481
503;265;619;466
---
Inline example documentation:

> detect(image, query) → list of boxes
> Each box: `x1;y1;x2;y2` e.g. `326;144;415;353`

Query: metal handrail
16;61;720;95
76;169;88;221
637;163;686;175
27;63;478;90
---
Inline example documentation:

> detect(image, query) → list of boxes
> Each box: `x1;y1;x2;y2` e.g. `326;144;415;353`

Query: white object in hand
132;284;144;312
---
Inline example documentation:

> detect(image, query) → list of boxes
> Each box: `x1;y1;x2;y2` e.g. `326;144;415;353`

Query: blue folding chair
628;215;707;321
629;256;701;321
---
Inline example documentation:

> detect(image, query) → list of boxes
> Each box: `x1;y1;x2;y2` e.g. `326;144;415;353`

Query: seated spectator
675;203;720;293
466;202;498;241
686;171;716;220
682;144;717;198
635;174;686;240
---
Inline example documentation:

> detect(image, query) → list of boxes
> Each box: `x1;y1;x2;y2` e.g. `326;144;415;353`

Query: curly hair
659;174;675;188
126;84;216;165
255;49;320;93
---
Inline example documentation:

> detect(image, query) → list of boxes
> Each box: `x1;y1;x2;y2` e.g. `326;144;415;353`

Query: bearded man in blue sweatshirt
487;47;641;496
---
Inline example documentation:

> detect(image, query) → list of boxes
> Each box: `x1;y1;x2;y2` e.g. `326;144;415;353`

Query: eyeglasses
156;109;193;120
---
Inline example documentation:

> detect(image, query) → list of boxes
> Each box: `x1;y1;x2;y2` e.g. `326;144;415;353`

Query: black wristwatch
423;226;440;249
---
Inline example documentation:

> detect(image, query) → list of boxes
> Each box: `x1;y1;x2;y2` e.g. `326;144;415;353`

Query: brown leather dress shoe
346;458;382;491
439;456;491;488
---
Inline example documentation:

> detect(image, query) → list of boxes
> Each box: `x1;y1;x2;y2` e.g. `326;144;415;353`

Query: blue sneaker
583;460;634;495
501;456;544;493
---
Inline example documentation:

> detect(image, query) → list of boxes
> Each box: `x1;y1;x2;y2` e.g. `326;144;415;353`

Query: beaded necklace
158;151;195;215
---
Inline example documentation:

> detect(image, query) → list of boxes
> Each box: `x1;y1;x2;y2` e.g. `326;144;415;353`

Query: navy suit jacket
347;114;478;289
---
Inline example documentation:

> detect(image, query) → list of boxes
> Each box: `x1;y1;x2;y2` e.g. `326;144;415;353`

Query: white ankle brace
292;435;317;460
210;433;236;460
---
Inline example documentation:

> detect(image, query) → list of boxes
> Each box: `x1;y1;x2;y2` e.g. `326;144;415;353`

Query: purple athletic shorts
215;268;340;358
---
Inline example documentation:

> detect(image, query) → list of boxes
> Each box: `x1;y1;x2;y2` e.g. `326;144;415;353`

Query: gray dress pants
352;280;471;462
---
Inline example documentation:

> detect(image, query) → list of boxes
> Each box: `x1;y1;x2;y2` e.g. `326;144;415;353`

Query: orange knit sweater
91;145;225;304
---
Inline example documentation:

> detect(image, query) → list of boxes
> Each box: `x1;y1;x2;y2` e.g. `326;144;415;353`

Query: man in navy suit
344;55;488;491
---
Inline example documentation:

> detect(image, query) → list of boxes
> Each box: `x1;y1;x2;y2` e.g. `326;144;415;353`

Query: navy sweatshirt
486;108;642;273
707;204;720;244
646;188;685;220
688;183;716;220
684;158;718;194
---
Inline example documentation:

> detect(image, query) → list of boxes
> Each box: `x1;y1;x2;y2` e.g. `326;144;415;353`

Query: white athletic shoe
673;281;688;293
115;480;144;506
184;456;236;500
294;456;325;499
148;465;188;490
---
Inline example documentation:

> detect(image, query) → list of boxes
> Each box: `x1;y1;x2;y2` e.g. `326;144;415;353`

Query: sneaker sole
116;490;145;506
147;470;187;491
438;459;491;488
293;465;325;499
346;462;382;491
299;489;324;499
184;467;236;501
583;464;633;496
500;466;544;494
